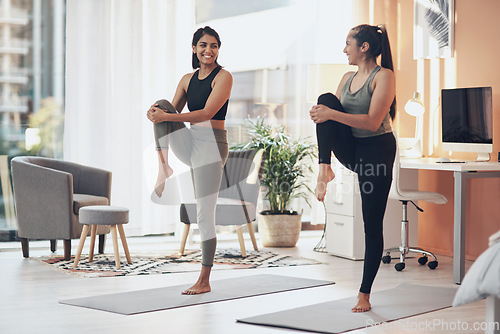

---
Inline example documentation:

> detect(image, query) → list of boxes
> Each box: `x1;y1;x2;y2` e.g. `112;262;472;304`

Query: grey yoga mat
59;274;334;315
237;283;458;334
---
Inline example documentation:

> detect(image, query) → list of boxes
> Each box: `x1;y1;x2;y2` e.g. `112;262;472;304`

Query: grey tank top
340;65;392;138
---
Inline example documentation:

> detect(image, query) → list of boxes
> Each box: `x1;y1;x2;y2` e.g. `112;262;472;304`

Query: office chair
382;131;447;271
179;149;264;257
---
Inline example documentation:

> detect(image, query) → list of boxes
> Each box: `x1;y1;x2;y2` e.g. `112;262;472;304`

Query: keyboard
436;161;467;163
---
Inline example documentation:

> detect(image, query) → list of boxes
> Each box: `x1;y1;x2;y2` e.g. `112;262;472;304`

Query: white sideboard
325;159;418;260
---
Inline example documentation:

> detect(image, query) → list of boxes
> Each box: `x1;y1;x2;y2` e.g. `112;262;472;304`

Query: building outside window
0;0;65;238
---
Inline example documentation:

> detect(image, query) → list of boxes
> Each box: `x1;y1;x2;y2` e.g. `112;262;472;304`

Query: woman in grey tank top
309;24;397;313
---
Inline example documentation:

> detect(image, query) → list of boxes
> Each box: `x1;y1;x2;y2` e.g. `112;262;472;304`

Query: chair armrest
11;158;74;238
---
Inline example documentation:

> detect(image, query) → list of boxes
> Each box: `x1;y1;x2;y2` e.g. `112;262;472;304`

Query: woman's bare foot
352;292;371;312
182;265;212;295
154;165;173;197
181;279;211;295
315;164;335;202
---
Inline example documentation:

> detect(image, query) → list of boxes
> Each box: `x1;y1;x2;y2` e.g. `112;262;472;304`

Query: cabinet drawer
325;173;357;216
326;213;364;260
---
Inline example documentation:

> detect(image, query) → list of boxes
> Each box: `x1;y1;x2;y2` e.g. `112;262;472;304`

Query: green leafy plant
233;118;316;215
22;97;64;158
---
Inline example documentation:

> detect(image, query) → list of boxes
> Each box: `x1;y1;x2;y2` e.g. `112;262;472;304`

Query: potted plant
233;118;316;247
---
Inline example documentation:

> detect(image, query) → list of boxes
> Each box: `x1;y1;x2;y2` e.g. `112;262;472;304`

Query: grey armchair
179;149;264;257
11;156;112;260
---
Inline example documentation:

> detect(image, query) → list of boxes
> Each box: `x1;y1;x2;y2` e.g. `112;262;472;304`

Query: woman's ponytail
377;24;396;120
377;25;393;71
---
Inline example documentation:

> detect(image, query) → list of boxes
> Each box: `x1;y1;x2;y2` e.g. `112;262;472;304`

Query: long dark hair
351;24;396;120
191;26;221;69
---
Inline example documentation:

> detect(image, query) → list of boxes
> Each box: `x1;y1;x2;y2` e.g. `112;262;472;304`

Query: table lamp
405;91;425;138
399;92;425;158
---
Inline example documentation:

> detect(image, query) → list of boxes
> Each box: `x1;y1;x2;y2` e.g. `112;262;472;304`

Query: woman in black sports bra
146;26;232;295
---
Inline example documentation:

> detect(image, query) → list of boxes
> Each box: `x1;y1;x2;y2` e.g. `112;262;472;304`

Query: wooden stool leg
88;225;97;262
247;222;258;250
236;226;247;257
117;224;132;264
73;225;90;268
110;225;120;269
179;224;190;255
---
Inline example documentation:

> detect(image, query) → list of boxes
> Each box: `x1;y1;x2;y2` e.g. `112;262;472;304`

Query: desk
400;157;500;284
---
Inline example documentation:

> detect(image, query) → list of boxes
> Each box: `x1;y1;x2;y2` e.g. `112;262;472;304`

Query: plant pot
258;211;302;247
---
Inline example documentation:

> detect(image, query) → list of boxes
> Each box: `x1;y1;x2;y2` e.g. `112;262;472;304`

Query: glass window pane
0;0;66;235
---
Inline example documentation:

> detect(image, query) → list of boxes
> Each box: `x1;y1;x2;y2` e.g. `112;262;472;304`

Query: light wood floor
0;231;486;334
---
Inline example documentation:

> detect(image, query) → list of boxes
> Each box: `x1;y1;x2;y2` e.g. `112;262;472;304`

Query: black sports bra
186;66;229;120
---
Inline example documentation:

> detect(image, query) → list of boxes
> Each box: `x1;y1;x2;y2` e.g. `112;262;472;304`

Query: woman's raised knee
317;93;342;110
155;99;177;113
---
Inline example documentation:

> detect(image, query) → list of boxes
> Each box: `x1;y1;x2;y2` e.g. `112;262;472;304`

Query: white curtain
64;0;195;236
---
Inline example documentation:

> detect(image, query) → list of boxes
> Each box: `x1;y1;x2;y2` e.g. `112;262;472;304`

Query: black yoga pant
316;93;396;294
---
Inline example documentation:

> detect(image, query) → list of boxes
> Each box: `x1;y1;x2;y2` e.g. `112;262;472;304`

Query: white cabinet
325;161;365;260
325;159;419;260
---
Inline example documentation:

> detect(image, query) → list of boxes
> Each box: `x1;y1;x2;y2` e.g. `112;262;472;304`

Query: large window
16;0;355;238
195;0;354;221
0;0;65;237
195;0;295;22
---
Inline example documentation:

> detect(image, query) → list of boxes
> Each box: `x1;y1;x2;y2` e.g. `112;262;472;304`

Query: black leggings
316;93;396;294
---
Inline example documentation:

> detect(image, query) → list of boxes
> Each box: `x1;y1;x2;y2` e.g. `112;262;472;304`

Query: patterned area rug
36;248;322;278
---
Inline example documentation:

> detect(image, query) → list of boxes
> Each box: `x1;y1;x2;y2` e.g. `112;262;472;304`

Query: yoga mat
59;274;334;315
237;283;458;334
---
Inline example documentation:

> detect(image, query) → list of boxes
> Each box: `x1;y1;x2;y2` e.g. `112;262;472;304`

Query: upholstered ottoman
73;206;131;269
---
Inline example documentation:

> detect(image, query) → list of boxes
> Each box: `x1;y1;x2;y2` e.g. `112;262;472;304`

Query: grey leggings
153;99;228;267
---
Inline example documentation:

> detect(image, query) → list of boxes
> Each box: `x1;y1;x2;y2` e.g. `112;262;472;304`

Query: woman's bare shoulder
372;67;395;92
343;71;356;80
178;71;195;90
181;71;195;82
375;67;394;80
340;71;355;85
214;68;233;88
217;68;233;80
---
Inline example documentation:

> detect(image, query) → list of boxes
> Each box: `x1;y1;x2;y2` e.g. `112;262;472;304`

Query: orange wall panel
355;0;500;259
417;170;455;257
393;0;500;259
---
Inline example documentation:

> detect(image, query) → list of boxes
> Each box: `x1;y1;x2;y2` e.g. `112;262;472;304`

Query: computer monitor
441;87;493;161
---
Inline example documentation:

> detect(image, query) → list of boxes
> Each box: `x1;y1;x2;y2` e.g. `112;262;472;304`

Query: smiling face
343;31;365;65
192;33;219;67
